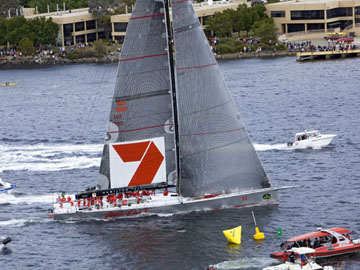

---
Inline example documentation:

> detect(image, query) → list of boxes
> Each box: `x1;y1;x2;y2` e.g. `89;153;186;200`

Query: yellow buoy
223;225;242;244
254;226;265;240
252;211;265;240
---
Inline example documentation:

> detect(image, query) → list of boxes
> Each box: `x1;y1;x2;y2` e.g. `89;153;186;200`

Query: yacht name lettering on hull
104;208;149;219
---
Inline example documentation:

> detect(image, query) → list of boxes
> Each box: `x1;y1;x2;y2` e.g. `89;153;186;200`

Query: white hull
263;261;333;270
0;181;15;194
288;134;336;149
52;187;292;221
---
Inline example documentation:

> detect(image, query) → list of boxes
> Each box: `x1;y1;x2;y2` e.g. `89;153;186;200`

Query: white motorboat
0;178;15;193
287;130;336;149
264;247;335;270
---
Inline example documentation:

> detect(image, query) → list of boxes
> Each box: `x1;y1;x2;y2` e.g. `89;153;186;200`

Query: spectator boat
0;178;15;193
270;228;360;261
264;247;335;270
0;82;18;86
287;130;336;149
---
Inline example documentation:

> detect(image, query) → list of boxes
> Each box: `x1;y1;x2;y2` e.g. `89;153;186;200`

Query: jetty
297;49;360;61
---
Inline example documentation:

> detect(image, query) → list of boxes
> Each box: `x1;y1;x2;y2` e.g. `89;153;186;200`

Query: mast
163;0;181;195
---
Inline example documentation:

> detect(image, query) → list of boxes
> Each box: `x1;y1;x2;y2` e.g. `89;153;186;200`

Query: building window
86;20;96;30
307;23;325;31
115;36;124;44
291;10;324;20
75;22;85;32
327;8;353;19
356;6;360;15
87;33;97;42
202;15;211;25
271;11;285;18
114;22;128;32
76;34;85;43
287;23;305;33
327;20;353;30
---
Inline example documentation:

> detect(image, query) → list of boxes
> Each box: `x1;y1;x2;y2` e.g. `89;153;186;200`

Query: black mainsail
170;0;271;197
97;0;177;191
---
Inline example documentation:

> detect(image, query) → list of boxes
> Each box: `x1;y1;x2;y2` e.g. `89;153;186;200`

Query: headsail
97;0;177;190
171;0;271;197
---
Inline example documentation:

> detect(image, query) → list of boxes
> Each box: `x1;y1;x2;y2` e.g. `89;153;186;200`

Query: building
24;8;104;47
21;1;246;47
266;0;360;34
111;0;245;43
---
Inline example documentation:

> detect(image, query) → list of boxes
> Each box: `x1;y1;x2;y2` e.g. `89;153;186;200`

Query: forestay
171;0;271;197
97;0;177;190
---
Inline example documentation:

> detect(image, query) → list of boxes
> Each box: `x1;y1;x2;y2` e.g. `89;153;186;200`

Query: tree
23;0;89;13
0;18;7;45
5;16;27;45
206;11;233;37
0;0;18;18
19;37;35;55
2;16;58;47
252;18;278;43
27;17;58;46
93;39;107;57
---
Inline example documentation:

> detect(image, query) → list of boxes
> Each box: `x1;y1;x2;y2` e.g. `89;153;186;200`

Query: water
0;58;359;269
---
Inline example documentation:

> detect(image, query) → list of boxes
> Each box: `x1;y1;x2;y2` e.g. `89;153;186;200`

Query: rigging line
64;64;110;190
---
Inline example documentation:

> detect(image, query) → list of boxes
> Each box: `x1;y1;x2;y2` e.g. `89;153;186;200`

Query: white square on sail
109;137;167;189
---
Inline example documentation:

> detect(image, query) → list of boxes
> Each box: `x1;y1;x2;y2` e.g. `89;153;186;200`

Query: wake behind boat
287;130;336;149
52;0;292;221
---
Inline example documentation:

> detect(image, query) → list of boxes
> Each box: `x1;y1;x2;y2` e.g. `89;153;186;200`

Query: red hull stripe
119;53;167;62
130;13;164;20
181;127;245;137
172;0;191;4
177;63;217;71
107;123;173;134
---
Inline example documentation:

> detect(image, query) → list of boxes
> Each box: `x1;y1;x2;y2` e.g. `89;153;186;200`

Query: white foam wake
0;217;49;228
0;193;58;205
0;143;102;172
209;257;275;270
253;143;290;151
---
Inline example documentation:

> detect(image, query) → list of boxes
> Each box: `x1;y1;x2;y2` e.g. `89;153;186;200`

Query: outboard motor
2;237;11;245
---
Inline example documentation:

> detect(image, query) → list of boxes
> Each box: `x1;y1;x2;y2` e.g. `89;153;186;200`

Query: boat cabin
280;228;352;251
295;130;320;141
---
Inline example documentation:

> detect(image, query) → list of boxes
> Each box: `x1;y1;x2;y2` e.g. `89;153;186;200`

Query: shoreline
0;51;297;69
215;51;297;60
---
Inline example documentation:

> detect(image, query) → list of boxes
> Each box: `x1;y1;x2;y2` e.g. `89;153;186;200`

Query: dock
297;49;360;61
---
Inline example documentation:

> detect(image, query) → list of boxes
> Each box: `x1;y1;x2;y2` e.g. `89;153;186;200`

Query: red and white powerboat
271;228;360;260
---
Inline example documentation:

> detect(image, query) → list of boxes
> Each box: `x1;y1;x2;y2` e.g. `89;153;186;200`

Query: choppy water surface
0;58;359;269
